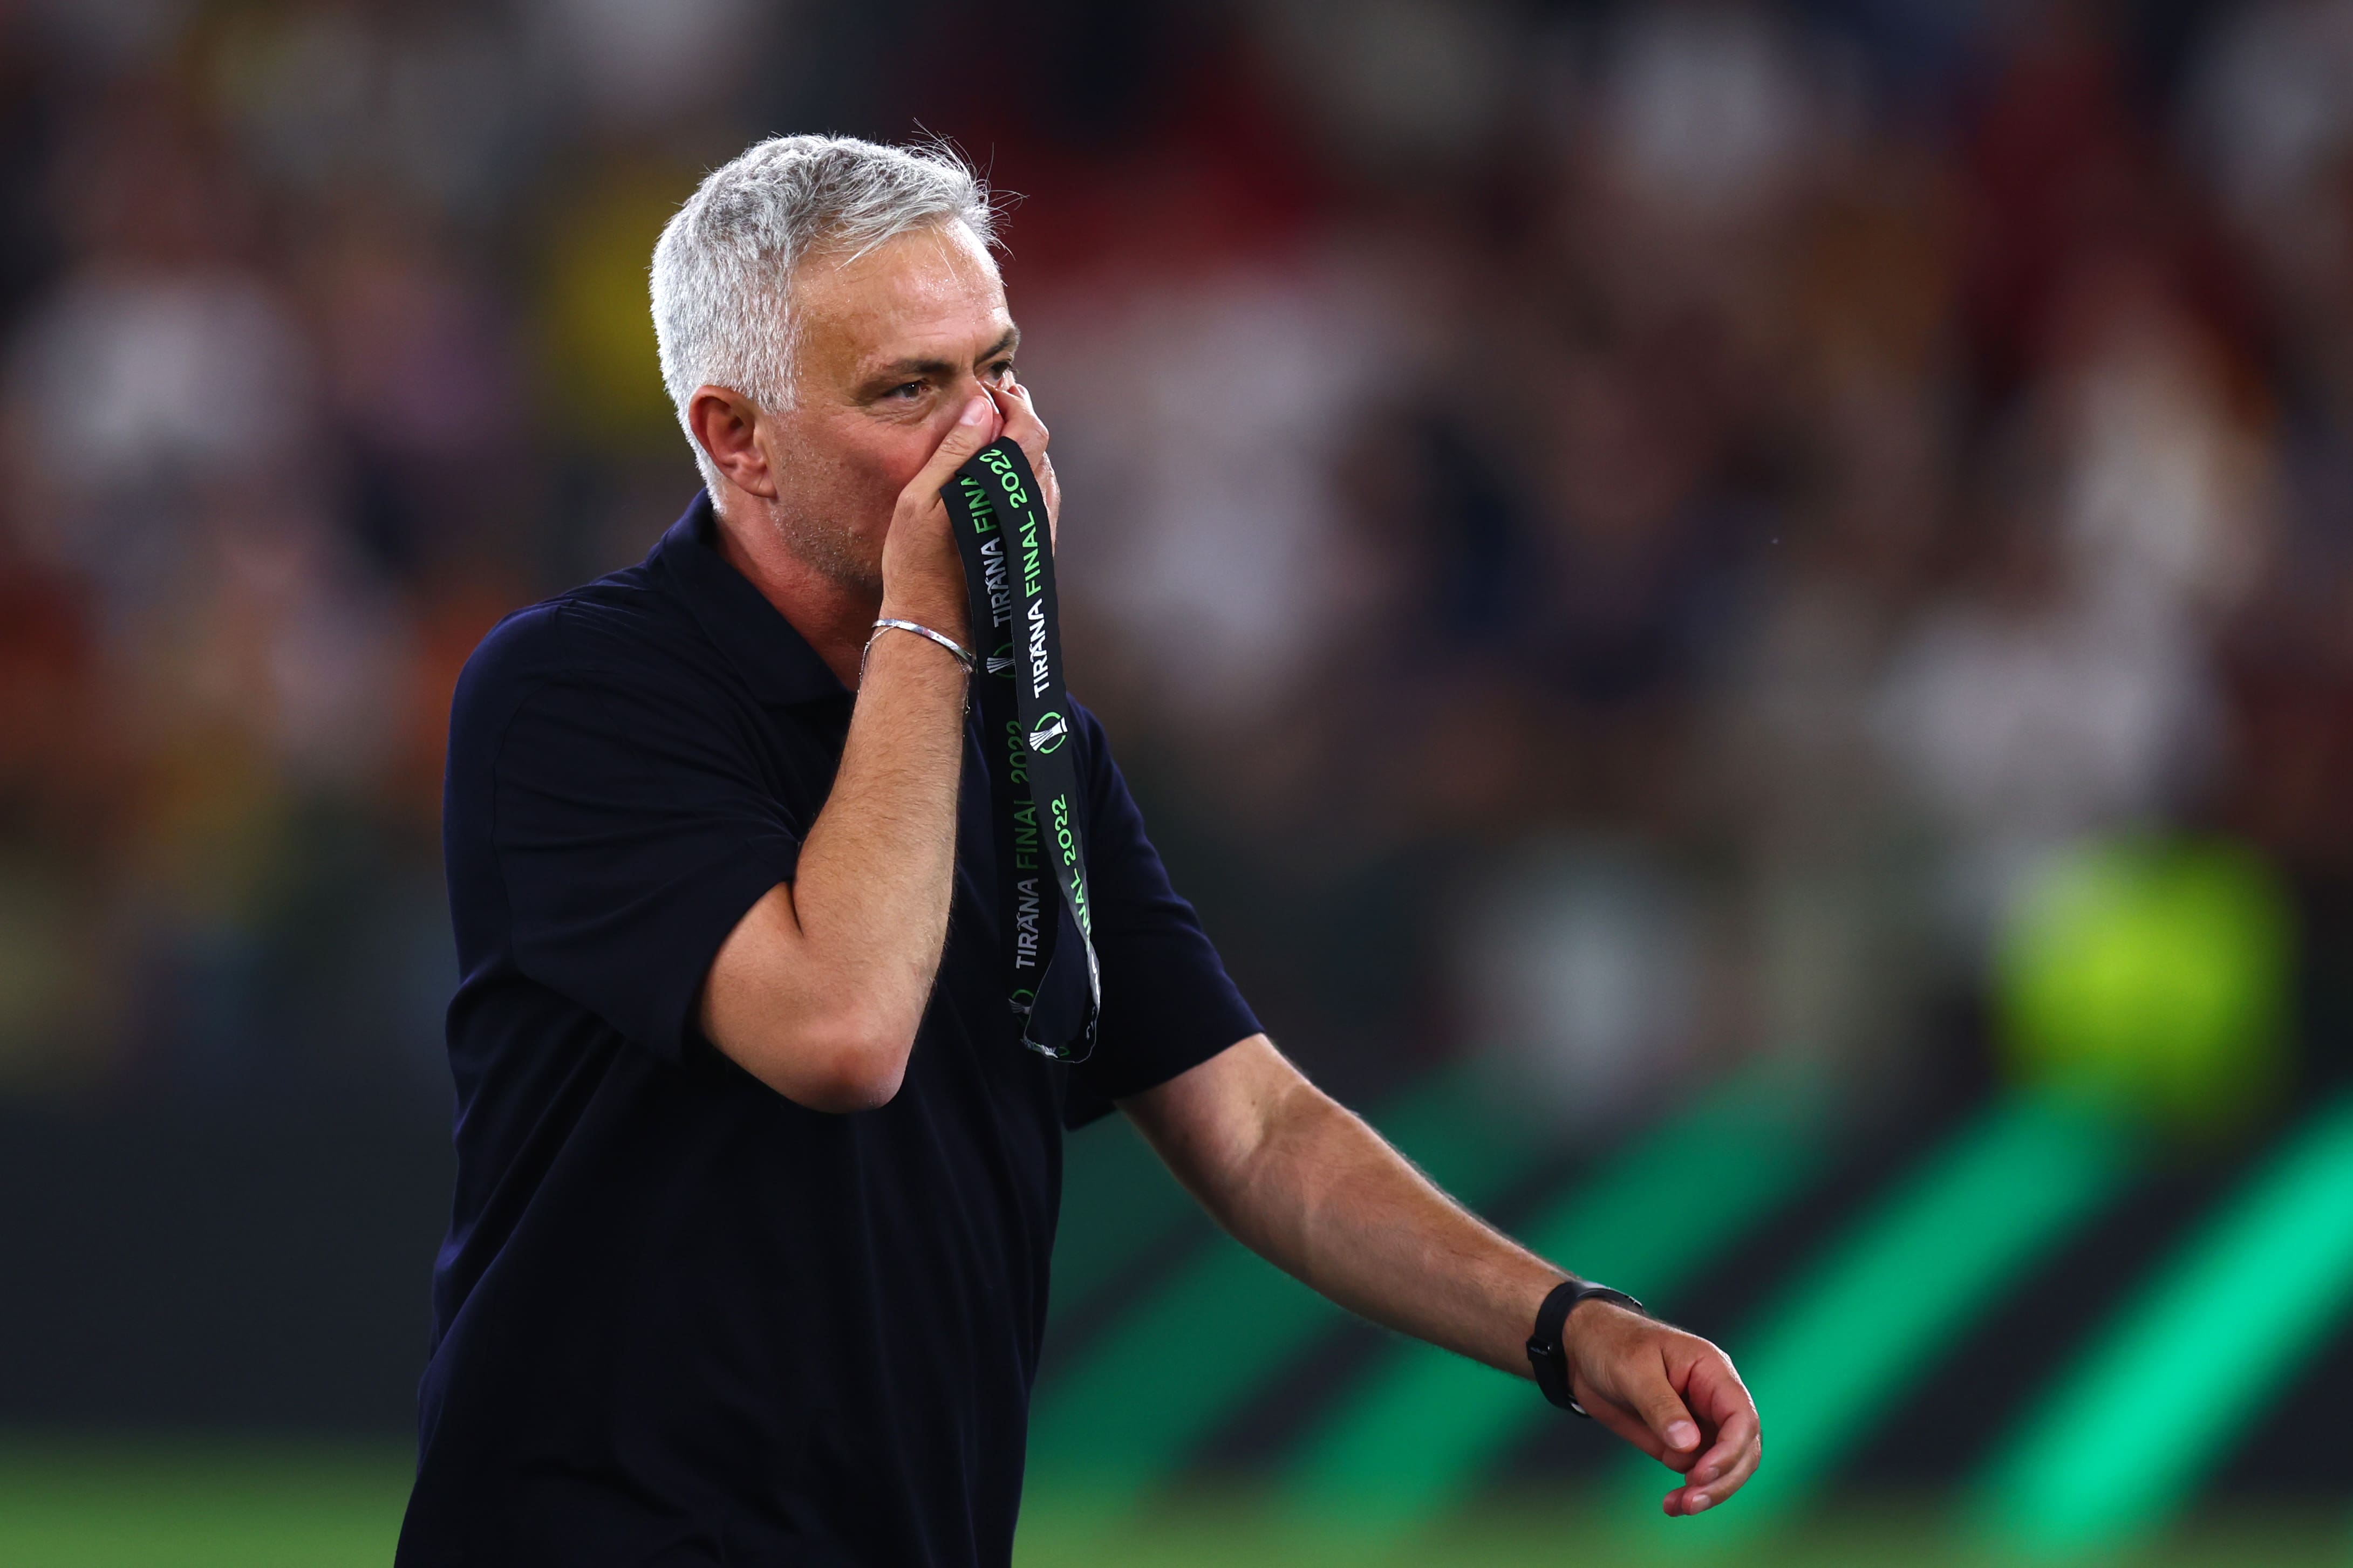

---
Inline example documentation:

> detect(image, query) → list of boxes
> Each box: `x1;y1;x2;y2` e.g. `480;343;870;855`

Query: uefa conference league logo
1027;711;1068;755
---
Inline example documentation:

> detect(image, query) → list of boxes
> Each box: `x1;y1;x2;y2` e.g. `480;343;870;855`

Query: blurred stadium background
1;0;2350;1563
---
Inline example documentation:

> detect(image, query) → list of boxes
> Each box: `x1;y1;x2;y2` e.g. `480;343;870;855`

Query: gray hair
651;134;998;484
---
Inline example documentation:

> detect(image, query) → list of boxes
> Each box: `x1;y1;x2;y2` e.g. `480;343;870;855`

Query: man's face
758;220;1016;591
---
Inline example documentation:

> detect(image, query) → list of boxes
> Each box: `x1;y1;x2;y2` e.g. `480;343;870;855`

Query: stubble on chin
763;430;884;595
766;504;882;596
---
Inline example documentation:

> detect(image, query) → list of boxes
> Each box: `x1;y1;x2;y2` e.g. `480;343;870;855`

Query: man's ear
687;385;776;498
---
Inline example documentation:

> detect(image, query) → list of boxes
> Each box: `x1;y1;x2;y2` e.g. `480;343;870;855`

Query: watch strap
1526;1279;1647;1417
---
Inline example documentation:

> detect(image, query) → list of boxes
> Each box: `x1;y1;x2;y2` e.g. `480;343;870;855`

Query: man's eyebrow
864;326;1022;384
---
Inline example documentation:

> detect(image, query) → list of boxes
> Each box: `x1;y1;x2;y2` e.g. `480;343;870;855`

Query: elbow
739;1009;916;1114
701;905;921;1110
797;1041;909;1114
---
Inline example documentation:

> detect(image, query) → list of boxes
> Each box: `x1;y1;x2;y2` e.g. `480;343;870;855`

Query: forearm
700;626;966;1107
1131;1040;1764;1515
1128;1041;1562;1377
788;627;968;1036
1250;1102;1766;1514
1224;1086;1560;1376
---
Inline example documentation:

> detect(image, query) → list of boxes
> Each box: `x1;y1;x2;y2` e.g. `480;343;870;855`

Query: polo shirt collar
654;490;848;706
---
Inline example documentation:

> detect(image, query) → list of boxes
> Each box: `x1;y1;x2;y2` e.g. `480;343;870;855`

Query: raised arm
697;394;1008;1112
1121;1035;1763;1516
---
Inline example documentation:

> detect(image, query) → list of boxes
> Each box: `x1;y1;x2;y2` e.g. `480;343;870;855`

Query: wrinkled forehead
790;220;1007;374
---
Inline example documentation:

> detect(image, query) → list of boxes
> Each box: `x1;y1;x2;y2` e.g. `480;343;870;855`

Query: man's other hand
1565;1302;1762;1516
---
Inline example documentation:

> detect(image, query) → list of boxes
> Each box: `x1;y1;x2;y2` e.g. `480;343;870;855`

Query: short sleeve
490;619;801;1063
1064;708;1261;1125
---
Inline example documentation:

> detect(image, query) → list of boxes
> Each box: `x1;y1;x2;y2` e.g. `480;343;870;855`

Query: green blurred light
1996;837;2294;1135
1979;1092;2353;1556
1027;1070;1551;1502
1288;1078;1825;1523
1611;1093;2134;1543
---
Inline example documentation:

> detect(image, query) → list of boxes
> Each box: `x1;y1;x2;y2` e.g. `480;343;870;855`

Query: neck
710;491;878;689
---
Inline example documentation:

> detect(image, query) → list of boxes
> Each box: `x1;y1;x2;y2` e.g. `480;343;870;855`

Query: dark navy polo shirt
397;493;1258;1568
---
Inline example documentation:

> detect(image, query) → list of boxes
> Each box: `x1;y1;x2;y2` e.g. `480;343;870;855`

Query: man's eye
886;382;924;400
987;362;1015;384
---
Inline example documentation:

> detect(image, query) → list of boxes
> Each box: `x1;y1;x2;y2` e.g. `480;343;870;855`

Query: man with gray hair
398;134;1759;1567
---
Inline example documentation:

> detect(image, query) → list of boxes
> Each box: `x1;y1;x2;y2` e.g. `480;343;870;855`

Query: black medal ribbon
942;439;1099;1062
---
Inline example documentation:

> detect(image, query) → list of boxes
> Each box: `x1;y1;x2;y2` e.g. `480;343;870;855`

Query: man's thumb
907;394;1004;505
1637;1384;1702;1457
942;393;999;455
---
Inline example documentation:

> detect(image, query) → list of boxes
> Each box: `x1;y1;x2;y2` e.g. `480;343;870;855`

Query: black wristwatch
1526;1279;1647;1416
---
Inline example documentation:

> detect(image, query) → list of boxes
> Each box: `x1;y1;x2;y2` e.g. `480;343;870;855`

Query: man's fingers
1627;1360;1704;1461
988;379;1049;468
1661;1432;1759;1516
990;380;1060;537
1706;1430;1765;1500
1654;1339;1762;1515
1579;1354;1703;1468
1571;1383;1674;1464
1677;1353;1761;1492
1686;1409;1757;1492
1563;1309;1767;1517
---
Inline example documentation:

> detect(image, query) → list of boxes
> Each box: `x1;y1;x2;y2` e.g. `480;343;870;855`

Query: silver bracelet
865;618;975;677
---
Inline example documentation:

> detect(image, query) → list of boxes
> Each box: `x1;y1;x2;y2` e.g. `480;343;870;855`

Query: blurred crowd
0;0;2346;1131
